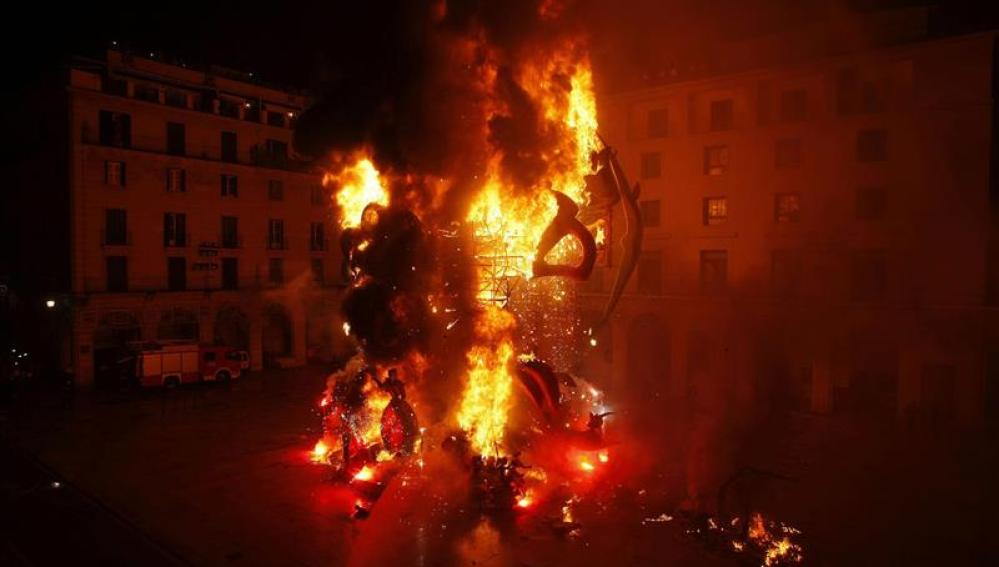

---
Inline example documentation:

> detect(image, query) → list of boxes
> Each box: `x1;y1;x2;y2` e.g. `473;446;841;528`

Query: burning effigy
307;11;631;512
301;4;803;564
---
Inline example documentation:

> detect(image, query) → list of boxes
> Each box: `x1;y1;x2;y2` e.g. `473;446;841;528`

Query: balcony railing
163;232;191;248
266;238;288;251
100;230;132;247
309;238;329;252
80;129;311;172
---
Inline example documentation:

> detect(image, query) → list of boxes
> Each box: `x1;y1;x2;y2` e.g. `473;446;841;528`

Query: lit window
703;197;727;226
774;193;800;223
704;145;729;176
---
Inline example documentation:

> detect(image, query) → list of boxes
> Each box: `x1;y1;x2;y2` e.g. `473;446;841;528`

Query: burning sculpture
310;36;626;505
302;3;801;564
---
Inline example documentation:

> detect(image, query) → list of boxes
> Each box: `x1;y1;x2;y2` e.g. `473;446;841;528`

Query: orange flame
353;465;375;482
456;306;517;455
324;155;389;229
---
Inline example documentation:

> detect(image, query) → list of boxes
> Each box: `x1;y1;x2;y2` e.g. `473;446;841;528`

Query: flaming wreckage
306;25;800;567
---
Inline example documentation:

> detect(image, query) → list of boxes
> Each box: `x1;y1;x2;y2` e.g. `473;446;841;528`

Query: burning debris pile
306;0;630;514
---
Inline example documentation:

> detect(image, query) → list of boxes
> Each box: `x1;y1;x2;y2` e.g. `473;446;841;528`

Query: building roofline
604;28;998;103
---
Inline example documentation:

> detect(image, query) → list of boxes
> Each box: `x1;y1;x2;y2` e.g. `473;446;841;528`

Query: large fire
324;156;389;229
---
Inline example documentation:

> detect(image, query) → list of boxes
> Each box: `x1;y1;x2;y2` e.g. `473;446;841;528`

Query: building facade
67;50;345;387
582;30;999;430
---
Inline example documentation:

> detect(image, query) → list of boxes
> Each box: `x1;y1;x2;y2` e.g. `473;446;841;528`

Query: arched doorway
93;310;141;388
214;305;250;350
262;303;293;367
626;313;671;400
157;307;199;342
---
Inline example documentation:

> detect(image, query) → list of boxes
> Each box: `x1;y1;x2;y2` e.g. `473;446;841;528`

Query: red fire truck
136;343;242;388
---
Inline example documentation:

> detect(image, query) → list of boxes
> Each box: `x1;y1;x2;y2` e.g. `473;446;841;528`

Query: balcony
266;238;288;251
163;233;191;248
220;234;244;250
82;129;309;172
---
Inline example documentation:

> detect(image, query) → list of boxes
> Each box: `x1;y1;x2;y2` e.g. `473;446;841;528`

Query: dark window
219;99;240;118
163;213;187;247
204;351;217;363
310;186;327;206
222;258;238;290
103;77;128;96
268;180;284;201
104;209;127;245
704;145;729;175
640;200;661;228
134;83;159;103
774;193;801;223
165;89;187;108
105;161;126;187
221;131;237;162
647;107;668;138
857;129;888;162
268;258;284;284
268;219;285;250
261;139;289;167
166;168;186;192
311;259;325;285
856;187;886;220
640;152;661;179
709;99;734;131
106;256;127;292
700;250;728;293
851;250;887;301
98;110;131;148
221;216;239;248
775;138;801;168
167;257;186;291
221;174;238;197
703;197;728;225
243;103;260;123
779;89;807;122
772;249;802;296
637;251;662;295
267;111;286;127
166;122;185;156
310;222;326;251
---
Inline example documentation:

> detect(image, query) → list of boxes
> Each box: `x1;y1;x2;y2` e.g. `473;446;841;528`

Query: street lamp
45;299;56;308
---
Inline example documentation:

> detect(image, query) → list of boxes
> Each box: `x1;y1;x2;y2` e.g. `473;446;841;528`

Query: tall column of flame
457;48;601;453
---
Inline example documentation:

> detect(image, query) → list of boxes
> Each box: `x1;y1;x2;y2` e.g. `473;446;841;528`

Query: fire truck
136;343;242;388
